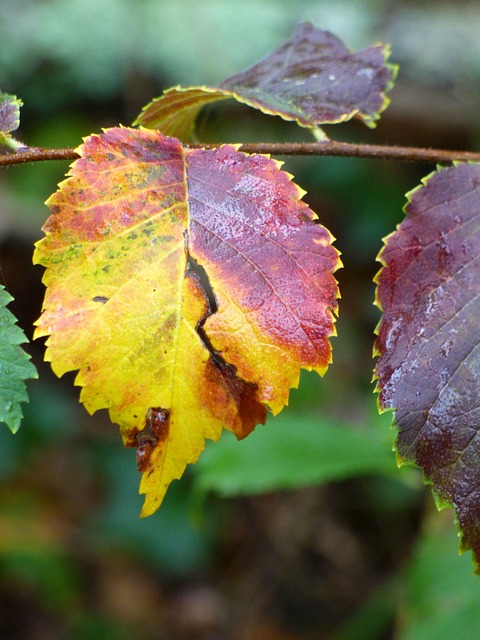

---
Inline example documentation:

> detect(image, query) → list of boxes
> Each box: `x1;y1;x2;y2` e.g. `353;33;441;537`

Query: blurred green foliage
195;385;398;497
397;516;480;640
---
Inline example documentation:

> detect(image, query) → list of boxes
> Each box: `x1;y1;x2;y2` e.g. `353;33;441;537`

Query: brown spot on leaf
147;407;170;443
134;407;171;472
206;357;267;439
136;434;156;472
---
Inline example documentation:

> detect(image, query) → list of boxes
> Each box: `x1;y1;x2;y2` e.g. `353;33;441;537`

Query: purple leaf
135;23;396;140
0;92;22;135
375;163;480;569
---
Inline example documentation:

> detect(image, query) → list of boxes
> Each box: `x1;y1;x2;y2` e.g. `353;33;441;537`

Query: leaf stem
1;141;480;167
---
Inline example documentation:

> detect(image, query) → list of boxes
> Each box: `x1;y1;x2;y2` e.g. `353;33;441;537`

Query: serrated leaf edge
371;162;480;569
0;285;38;433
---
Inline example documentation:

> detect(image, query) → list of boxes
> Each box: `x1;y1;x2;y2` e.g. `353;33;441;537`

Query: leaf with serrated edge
34;127;340;515
374;163;480;570
0;286;37;432
134;22;396;141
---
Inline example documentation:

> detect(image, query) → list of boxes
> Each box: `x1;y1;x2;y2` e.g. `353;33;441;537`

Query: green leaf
135;22;396;141
0;285;37;433
0;91;23;149
194;411;396;497
397;517;480;640
374;163;480;569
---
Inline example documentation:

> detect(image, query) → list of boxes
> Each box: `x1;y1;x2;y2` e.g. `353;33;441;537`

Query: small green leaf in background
397;515;480;640
0;285;37;433
0;91;23;149
194;410;396;498
135;22;396;141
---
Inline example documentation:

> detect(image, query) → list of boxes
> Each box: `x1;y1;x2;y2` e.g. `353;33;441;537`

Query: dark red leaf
375;163;480;568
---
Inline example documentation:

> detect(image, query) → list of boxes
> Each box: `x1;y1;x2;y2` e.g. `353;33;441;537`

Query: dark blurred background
1;1;480;639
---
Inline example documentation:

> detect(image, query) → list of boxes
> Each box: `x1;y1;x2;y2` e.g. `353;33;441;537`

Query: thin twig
0;147;78;166
1;141;480;167
233;141;480;163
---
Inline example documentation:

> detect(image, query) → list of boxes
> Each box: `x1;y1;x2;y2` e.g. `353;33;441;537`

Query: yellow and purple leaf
134;23;396;141
34;127;340;515
374;163;480;569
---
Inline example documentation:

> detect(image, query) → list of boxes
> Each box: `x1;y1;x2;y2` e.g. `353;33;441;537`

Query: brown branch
235;141;480;163
0;147;78;166
1;141;480;167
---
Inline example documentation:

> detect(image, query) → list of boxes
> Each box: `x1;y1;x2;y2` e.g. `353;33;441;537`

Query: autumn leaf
134;22;396;141
33;127;340;516
374;163;480;569
0;91;23;149
0;285;37;432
